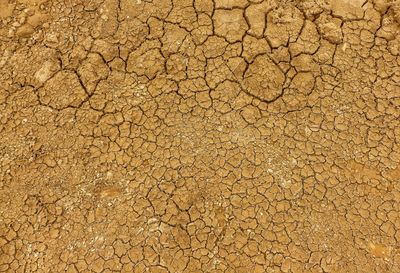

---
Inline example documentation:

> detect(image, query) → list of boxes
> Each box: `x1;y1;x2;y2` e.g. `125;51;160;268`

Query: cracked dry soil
0;0;400;272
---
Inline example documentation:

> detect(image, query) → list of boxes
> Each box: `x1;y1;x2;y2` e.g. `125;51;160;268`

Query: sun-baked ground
0;0;400;272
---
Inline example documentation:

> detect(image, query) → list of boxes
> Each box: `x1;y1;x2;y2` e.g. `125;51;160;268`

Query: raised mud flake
12;0;49;38
377;12;400;41
330;0;365;20
242;55;285;102
34;60;60;86
213;9;248;43
265;5;304;48
38;71;88;109
296;0;328;19
316;14;343;44
245;1;277;38
319;21;343;44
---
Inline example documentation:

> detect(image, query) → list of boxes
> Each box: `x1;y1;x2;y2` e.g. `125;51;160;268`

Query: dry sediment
0;0;400;272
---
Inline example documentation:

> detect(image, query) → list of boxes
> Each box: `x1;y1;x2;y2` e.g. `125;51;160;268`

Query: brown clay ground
0;0;400;272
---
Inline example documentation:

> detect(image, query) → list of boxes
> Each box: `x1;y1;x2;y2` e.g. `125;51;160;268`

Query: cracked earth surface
0;0;400;272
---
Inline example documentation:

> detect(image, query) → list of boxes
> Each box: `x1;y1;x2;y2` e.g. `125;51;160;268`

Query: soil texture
1;0;400;272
